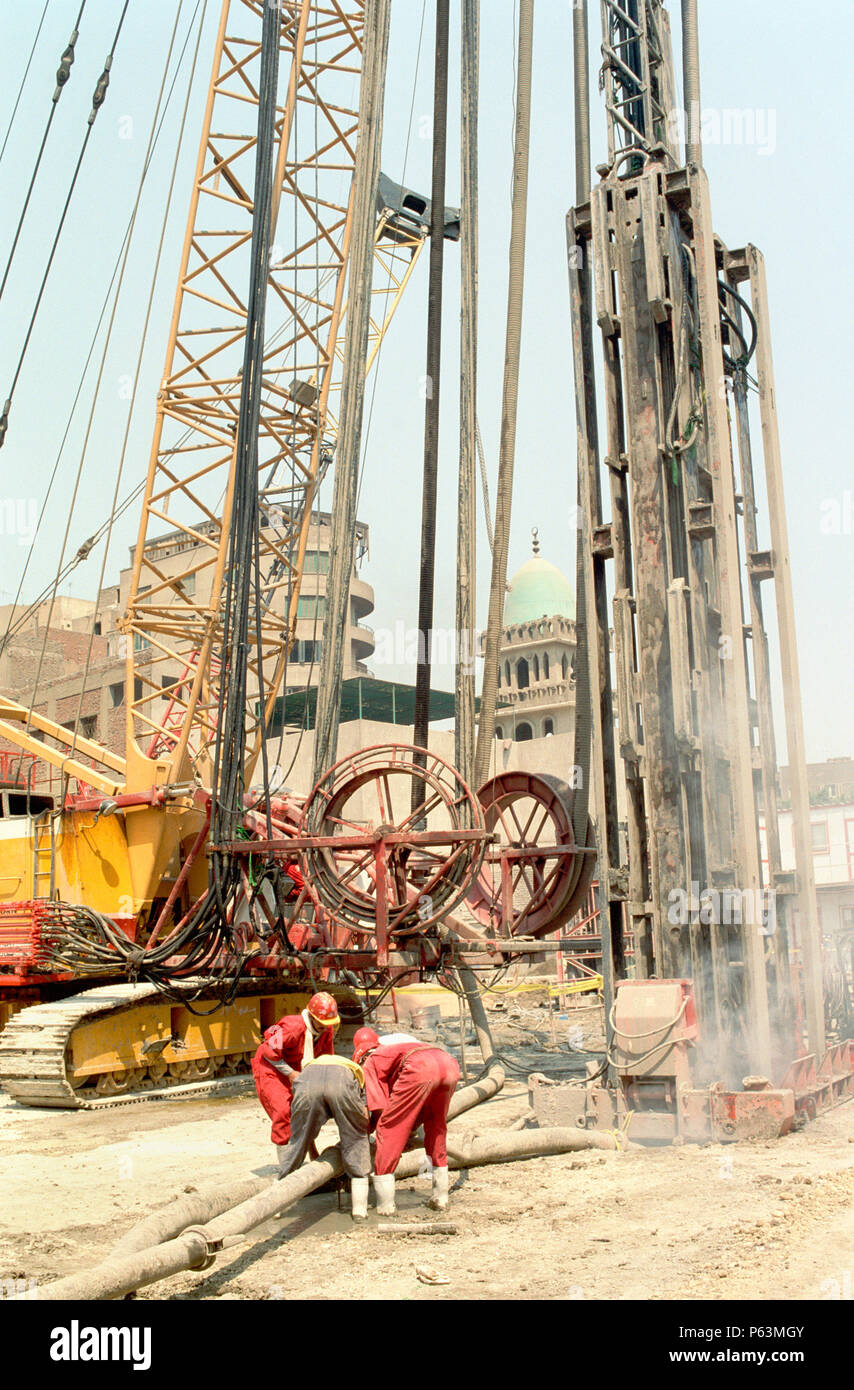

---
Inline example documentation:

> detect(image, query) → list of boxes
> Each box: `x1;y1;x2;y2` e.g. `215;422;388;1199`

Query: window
7;793;53;817
543;718;554;736
133;632;149;652
497;666;501;689
297;595;326;619
516;658;529;690
495;726;503;740
516;722;533;742
109;682;124;708
175;573;196;599
80;715;98;741
543;653;550;679
294;639;322;664
94;621;102;636
811;821;829;854
840;906;854;931
505;661;511;686
561;654;569;680
304;551;330;575
133;678;143;702
533;655;540;682
161;675;175;702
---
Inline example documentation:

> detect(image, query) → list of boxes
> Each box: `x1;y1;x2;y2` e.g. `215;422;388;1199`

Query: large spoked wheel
466;771;595;937
298;744;487;939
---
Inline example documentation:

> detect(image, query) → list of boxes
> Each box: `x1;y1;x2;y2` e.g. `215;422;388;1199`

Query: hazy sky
0;0;851;763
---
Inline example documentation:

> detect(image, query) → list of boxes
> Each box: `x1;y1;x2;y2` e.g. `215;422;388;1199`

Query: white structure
761;800;854;939
494;531;576;742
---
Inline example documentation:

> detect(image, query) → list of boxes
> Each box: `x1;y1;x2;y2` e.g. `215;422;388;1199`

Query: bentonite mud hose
569;0;593;853
681;0;702;165
108;1067;503;1262
455;0;479;787
312;0;391;781
455;963;502;1072
411;0;451;790
473;0;534;787
39;1125;628;1301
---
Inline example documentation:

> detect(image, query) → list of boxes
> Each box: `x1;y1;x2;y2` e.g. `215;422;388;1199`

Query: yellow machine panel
67;990;314;1081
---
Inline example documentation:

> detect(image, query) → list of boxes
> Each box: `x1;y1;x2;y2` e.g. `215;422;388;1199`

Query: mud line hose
107;1067;504;1263
39;1123;628;1301
473;0;534;785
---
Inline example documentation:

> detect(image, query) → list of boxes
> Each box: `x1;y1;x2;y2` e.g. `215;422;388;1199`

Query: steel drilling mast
569;0;824;1081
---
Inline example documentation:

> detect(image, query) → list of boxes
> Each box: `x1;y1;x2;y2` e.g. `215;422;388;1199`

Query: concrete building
0;510;375;773
761;757;854;943
495;532;576;742
0;595;96;637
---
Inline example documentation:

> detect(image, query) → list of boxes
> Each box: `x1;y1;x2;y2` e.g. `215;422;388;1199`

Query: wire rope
0;1;83;301
0;0;52;168
2;1;204;660
0;1;130;449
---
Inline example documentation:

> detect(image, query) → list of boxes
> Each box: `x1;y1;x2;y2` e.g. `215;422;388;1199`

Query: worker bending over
352;1027;460;1216
252;992;339;1168
276;1054;371;1220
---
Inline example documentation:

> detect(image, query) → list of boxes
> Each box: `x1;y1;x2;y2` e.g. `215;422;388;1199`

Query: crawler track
0;980;308;1109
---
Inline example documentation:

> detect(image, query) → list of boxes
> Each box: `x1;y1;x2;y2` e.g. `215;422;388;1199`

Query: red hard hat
352;1026;380;1065
307;992;340;1027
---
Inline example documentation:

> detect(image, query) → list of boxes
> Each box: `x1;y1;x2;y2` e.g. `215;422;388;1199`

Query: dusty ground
1;1001;852;1302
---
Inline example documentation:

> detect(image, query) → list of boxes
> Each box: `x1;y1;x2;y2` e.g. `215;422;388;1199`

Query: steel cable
68;0;207;764
0;1;83;301
13;1;192;774
0;0;52;168
1;0;203;657
0;1;129;449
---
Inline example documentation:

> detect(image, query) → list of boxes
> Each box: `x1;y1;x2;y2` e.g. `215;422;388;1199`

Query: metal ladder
31;813;55;900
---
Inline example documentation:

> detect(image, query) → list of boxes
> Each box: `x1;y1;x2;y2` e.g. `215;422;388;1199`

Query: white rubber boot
427;1165;450;1211
373;1172;396;1216
350;1176;369;1221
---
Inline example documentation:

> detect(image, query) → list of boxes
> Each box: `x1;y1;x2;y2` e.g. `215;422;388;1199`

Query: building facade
494;533;577;742
0;511;374;771
761;757;854;943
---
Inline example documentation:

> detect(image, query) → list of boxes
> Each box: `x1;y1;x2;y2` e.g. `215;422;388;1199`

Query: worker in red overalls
252;992;340;1170
352;1026;460;1216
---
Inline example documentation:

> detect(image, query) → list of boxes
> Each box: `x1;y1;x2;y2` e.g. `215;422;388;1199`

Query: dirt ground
1;1001;852;1303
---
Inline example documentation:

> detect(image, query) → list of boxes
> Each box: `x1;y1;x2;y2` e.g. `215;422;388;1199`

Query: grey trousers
278;1066;371;1179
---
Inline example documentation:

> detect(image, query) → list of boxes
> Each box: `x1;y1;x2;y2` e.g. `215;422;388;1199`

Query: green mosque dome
503;532;575;626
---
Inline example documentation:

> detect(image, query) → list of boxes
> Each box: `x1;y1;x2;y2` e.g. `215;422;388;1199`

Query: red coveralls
251;1013;334;1145
363;1041;460;1176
